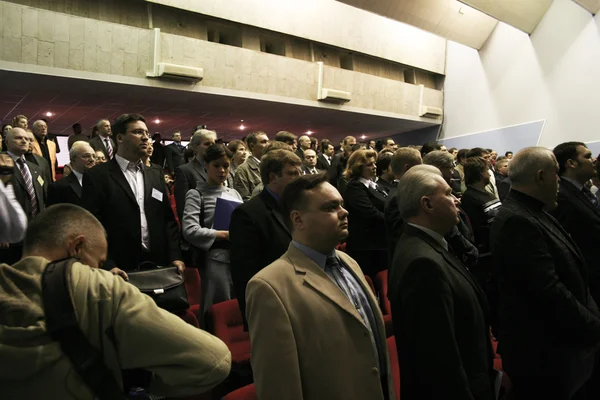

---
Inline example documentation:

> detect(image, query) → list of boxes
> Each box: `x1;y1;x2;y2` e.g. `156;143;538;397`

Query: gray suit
89;136;115;160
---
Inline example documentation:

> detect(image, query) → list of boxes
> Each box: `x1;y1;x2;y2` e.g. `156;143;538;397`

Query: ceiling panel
337;0;498;49
0;70;436;144
459;0;553;33
571;0;600;14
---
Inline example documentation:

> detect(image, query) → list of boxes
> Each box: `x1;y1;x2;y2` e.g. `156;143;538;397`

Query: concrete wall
0;1;443;121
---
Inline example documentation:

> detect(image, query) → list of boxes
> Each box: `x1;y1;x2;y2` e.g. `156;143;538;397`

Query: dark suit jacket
316;153;331;171
343;178;387;252
491;190;600;391
164;142;185;175
230;189;292;328
389;225;494;400
7;155;47;221
496;176;510;202
89;136;115;160
376;177;396;196
552;179;600;304
25;153;52;187
301;165;322;175
82;158;181;271
47;173;82;206
328;153;346;188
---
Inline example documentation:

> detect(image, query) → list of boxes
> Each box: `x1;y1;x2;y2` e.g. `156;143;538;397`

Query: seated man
0;204;231;399
247;173;395;400
389;165;495;400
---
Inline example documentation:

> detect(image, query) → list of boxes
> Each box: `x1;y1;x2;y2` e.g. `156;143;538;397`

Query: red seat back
222;383;257;400
364;275;376;295
374;270;391;315
387;336;400;400
169;193;180;228
206;299;251;366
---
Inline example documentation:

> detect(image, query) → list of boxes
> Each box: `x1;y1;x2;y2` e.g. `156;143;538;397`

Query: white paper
151;188;163;202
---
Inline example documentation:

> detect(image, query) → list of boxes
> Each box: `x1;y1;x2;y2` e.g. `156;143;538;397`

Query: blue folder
213;197;242;230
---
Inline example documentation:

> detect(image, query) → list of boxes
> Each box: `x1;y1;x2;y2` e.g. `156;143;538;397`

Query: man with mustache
82;114;183;274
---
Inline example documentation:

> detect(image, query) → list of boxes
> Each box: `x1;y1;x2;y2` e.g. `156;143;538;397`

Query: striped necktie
16;157;38;216
105;138;113;159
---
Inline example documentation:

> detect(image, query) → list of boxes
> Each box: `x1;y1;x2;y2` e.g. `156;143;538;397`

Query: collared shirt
561;176;584;191
72;170;83;186
251;156;261;165
408;223;449;251
7;152;33;183
358;177;377;190
292;241;387;377
115;154;150;251
265;186;279;202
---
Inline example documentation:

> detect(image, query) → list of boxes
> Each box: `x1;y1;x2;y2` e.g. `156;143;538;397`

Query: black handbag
127;261;189;312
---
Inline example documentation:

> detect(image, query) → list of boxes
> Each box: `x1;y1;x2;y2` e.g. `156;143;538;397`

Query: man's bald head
23;204;108;269
5;127;29;155
509;147;560;209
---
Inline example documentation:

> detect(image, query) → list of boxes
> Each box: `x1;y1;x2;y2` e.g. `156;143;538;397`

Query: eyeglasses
128;129;149;136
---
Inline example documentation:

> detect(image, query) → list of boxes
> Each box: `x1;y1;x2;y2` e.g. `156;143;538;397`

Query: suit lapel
538;209;587;267
11;162;27;191
192;158;208;182
27;161;45;209
67;173;82;198
260;190;290;235
563;180;600;216
108;159;137;205
287;245;365;327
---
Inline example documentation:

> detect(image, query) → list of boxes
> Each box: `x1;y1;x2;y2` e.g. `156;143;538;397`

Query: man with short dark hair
494;156;511;201
328;135;356;187
375;153;396;195
89;119;115;162
67;123;89;150
302;149;321;175
247;173;395;400
47;141;96;206
82;114;183;273
317;140;334;170
230;149;302;328
164;131;185;176
233;131;269;201
0;204;232;398
389;165;494;400
491;147;600;400
275;130;298;151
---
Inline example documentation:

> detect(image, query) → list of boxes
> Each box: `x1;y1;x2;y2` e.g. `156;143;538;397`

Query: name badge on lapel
151;188;163;202
37;175;44;186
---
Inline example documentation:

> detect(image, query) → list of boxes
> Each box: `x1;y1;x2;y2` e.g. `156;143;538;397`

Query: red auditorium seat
387;336;400;400
222;383;257;400
180;309;199;328
169;193;180;227
374;270;391;315
364;275;376;295
183;267;202;319
206;299;251;368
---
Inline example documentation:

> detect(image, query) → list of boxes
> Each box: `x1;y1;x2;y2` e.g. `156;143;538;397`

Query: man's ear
420;195;434;214
67;235;87;258
290;210;302;230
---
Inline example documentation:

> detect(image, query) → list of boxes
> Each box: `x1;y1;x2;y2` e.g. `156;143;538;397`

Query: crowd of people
1;112;600;400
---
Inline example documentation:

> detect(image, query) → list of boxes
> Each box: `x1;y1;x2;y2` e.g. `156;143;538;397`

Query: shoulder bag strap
42;258;126;400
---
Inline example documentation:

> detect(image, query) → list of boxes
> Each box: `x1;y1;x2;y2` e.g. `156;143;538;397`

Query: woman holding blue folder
182;144;243;320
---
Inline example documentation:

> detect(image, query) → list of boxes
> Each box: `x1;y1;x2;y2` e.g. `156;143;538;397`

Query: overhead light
154;118;161;124
361;135;366;140
306;130;313;135
239;124;245;130
45;111;53;117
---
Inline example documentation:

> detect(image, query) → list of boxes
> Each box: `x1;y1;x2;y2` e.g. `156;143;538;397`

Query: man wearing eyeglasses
82;114;184;275
47;141;96;207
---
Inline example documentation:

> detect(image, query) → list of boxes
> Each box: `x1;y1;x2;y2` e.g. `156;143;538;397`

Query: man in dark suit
24;130;52;187
1;127;47;263
328;135;356;188
82;114;183;274
67;123;89;150
316;140;334;171
389;164;495;400
491;147;600;400
174;129;215;222
295;134;310;160
47;141;96;206
552;142;600;399
164;131;185;176
89;119;116;161
301;149;322;175
230;149;302;328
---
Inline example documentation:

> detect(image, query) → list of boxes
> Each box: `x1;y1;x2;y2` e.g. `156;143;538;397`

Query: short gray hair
508;147;556;186
423;150;454;170
397;165;443;219
69;141;93;162
32;120;46;130
189;129;217;149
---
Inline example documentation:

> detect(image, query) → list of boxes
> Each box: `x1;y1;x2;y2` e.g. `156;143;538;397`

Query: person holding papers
182;144;242;319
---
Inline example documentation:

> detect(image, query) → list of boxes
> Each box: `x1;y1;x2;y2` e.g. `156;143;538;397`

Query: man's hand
0;154;14;184
110;267;129;281
171;260;185;274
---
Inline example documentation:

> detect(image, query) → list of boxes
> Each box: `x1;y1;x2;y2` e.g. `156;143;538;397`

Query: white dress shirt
358;177;377;190
115;155;150;251
0;180;28;243
71;169;83;186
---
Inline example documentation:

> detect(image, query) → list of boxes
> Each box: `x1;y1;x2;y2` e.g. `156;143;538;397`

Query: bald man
491;147;600;400
48;141;96;206
31;119;57;181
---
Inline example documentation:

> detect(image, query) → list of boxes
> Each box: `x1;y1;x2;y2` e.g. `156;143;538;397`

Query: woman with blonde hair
342;149;388;279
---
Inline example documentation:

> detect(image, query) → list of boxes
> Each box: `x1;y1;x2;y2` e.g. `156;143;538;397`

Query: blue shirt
292;241;387;376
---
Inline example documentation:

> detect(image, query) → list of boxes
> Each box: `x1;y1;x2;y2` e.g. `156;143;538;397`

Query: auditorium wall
442;0;600;149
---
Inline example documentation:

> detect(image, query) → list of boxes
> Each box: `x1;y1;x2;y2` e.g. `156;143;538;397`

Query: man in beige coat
0;204;232;399
246;173;395;400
